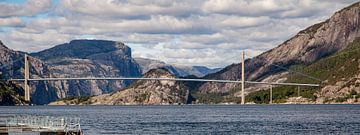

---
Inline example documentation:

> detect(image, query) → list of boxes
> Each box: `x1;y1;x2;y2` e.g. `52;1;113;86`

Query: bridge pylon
24;54;30;102
241;50;245;105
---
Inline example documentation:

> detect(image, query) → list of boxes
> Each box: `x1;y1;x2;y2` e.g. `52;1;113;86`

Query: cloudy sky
0;0;358;68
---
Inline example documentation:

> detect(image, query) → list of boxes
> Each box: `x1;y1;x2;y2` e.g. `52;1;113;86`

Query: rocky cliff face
0;41;59;105
31;40;142;102
89;68;190;105
0;41;24;79
0;40;141;104
50;68;191;105
135;58;221;77
0;81;27;105
197;2;360;94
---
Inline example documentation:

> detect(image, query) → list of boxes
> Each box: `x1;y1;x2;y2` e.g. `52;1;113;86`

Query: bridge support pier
24;54;30;102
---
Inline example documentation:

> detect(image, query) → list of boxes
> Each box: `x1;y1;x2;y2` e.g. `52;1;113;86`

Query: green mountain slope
0;80;27;105
248;38;360;104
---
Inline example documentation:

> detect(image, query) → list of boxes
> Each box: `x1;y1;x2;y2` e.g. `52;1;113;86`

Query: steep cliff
0;41;24;79
0;41;58;105
31;40;142;102
197;2;360;94
0;40;142;104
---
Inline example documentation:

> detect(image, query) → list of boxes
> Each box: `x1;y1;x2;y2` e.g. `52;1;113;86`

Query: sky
0;0;358;68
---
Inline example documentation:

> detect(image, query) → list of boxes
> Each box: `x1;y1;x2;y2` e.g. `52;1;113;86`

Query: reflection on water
1;105;360;134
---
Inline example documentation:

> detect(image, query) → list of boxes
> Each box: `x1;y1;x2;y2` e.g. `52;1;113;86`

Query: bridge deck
4;77;320;87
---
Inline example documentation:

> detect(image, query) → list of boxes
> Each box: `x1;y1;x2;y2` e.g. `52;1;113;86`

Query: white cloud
0;17;24;27
202;0;290;16
202;0;355;18
21;15;213;35
219;16;271;28
60;0;199;19
0;30;72;52
0;0;52;17
163;41;209;49
0;0;358;67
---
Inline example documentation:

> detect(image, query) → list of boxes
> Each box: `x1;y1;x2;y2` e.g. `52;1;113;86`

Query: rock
31;40;142;104
0;39;142;104
0;81;27;105
286;97;313;104
86;68;191;105
135;57;221;77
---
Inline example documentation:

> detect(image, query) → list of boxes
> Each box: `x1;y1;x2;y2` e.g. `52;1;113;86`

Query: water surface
1;105;360;134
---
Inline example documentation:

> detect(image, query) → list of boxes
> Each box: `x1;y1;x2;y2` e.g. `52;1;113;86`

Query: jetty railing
4;115;81;133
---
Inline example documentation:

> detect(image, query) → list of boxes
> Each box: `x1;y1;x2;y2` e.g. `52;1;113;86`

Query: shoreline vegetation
46;96;360;106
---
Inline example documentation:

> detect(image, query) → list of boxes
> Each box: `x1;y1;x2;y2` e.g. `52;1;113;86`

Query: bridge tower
241;50;245;105
24;54;30;102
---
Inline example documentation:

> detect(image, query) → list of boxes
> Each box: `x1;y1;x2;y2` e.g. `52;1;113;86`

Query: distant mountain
193;2;360;103
135;58;221;77
134;58;166;74
49;68;192;105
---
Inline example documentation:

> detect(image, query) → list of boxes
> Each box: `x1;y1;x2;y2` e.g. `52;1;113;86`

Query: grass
0;81;26;105
191;87;242;104
248;38;360;103
334;90;360;102
246;86;318;104
58;96;91;104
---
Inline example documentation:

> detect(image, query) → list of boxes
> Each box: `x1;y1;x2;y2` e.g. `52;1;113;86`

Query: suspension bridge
1;51;321;104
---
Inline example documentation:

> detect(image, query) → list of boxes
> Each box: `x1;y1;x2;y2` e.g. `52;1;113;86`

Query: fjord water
1;105;360;134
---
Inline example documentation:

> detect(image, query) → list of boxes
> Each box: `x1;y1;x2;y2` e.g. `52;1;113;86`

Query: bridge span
1;52;321;104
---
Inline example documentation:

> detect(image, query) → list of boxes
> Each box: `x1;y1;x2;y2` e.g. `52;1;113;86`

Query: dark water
1;105;360;134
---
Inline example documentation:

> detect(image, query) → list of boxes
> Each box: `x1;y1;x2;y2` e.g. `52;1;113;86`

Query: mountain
0;80;27;105
0;41;24;79
134;58;166;74
30;40;142;103
135;57;221;77
247;38;360;104
0;41;59;105
49;68;192;105
0;39;142;105
195;2;360;96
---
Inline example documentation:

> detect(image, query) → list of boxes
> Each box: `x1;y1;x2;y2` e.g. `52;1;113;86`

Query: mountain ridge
49;68;192;105
135;57;222;77
195;1;360;94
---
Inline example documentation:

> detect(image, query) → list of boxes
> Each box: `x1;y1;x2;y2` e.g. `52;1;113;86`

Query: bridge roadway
5;77;320;87
0;53;321;103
